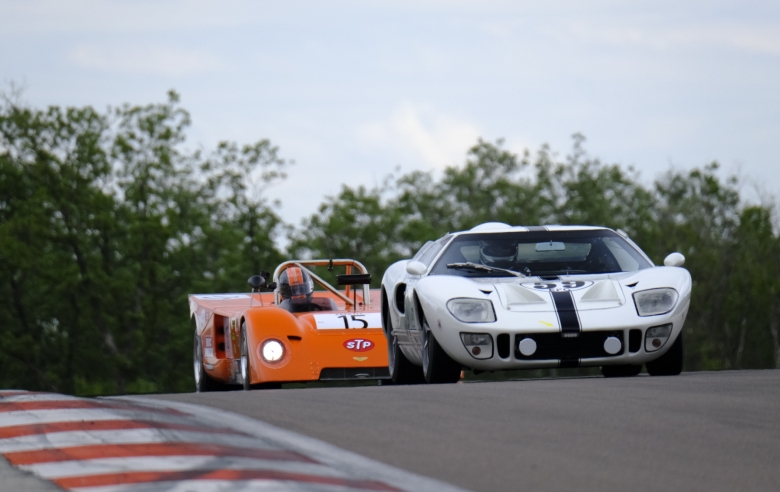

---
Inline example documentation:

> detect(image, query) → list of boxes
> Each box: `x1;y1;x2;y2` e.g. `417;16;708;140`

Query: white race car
381;223;691;383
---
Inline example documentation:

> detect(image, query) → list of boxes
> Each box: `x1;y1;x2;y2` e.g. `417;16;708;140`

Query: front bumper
435;309;688;370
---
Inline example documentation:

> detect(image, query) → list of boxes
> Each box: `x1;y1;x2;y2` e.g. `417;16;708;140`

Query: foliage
0;92;286;395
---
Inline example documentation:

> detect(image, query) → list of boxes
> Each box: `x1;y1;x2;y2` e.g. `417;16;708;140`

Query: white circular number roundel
521;281;593;291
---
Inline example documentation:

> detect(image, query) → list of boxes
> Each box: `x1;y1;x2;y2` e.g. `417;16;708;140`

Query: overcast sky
2;0;779;227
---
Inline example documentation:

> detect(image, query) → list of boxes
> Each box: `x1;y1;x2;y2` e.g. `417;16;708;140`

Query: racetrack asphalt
149;370;780;492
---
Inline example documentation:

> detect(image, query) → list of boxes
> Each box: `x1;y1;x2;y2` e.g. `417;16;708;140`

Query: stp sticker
344;338;374;352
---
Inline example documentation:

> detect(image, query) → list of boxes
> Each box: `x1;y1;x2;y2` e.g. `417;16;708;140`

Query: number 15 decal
337;315;368;328
313;313;382;330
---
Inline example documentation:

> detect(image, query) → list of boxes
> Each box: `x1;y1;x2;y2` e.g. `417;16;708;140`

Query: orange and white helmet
278;267;314;304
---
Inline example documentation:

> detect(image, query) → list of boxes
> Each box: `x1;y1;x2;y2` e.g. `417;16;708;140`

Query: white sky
2;0;779;227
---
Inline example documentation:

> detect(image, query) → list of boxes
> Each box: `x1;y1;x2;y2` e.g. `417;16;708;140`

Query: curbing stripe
0;419;247;440
0;428;282;454
54;469;401;491
22;456;349;480
119;396;471;492
7;442;313;465
69;481;390;492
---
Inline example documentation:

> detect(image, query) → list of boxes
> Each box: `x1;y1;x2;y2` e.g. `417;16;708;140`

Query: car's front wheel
240;322;252;391
422;318;462;384
600;364;642;378
386;315;425;385
194;331;227;392
646;332;683;376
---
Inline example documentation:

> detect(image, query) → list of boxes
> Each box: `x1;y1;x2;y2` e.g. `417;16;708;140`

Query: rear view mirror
536;241;566;252
406;261;427;276
337;273;372;285
664;252;685;267
247;275;266;292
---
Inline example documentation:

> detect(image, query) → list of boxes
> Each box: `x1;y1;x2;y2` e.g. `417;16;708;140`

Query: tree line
1;93;778;395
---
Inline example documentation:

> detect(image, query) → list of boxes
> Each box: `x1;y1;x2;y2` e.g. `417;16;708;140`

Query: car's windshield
429;230;652;277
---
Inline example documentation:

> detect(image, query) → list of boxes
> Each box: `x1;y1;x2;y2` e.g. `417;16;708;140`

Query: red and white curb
0;390;468;492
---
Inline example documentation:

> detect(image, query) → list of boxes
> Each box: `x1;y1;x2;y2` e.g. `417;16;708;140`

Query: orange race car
190;259;389;391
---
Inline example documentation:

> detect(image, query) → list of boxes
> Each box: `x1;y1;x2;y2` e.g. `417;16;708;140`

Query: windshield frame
428;229;653;278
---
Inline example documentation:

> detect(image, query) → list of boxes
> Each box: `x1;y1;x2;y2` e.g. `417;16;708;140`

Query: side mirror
406;261;427;276
247;275;266;292
337;273;372;285
663;252;685;267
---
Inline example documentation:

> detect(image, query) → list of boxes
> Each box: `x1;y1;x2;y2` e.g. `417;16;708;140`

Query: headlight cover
447;298;496;323
460;332;493;359
260;339;284;363
633;288;678;316
645;323;672;352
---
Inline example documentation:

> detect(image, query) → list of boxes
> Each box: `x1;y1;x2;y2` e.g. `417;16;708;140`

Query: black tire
385;313;425;385
601;364;642;378
194;332;228;392
646;332;683;376
240;323;252;391
422;318;462;384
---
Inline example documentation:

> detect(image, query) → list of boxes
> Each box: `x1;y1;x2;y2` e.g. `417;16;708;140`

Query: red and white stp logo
344;338;374;352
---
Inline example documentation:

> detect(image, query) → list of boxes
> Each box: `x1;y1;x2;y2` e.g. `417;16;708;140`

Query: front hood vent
495;280;626;312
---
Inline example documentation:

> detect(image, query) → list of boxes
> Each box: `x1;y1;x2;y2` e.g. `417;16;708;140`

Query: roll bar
272;259;370;308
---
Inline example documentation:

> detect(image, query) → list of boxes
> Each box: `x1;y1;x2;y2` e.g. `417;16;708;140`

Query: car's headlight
633;288;678;316
447;299;496;323
260;339;284;362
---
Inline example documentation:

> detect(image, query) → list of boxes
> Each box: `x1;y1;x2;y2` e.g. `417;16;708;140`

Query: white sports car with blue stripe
380;223;691;383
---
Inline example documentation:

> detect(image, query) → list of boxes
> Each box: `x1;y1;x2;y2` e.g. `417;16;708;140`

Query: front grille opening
515;331;625;360
629;329;641;353
319;367;391;380
497;333;510;358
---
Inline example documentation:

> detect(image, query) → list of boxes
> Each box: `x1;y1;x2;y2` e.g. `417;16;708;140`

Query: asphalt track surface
149;370;780;492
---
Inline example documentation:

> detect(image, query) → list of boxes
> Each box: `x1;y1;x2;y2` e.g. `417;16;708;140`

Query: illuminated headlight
261;340;284;362
460;333;493;359
645;323;672;352
447;299;496;323
633;288;678;316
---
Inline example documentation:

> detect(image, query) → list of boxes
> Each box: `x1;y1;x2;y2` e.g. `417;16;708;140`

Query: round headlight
261;340;284;362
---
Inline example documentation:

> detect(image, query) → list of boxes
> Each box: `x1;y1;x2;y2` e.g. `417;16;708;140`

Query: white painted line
119;397;471;492
0;394;81;403
0;429;281;453
23;456;346;480
0;408;187;427
71;480;390;492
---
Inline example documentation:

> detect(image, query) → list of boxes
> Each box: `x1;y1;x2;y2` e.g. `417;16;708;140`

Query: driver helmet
278;267;314;305
479;241;517;268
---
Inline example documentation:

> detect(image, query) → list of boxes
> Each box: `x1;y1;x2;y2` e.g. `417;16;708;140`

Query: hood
494;278;627;312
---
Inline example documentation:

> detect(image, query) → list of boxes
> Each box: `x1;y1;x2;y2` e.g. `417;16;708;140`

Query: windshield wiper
446;262;526;278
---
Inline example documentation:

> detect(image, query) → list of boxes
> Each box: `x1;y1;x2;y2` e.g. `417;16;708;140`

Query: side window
413;241;434;261
603;237;640;271
417;235;453;267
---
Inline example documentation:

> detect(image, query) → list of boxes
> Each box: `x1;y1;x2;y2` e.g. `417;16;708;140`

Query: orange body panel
189;289;388;385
